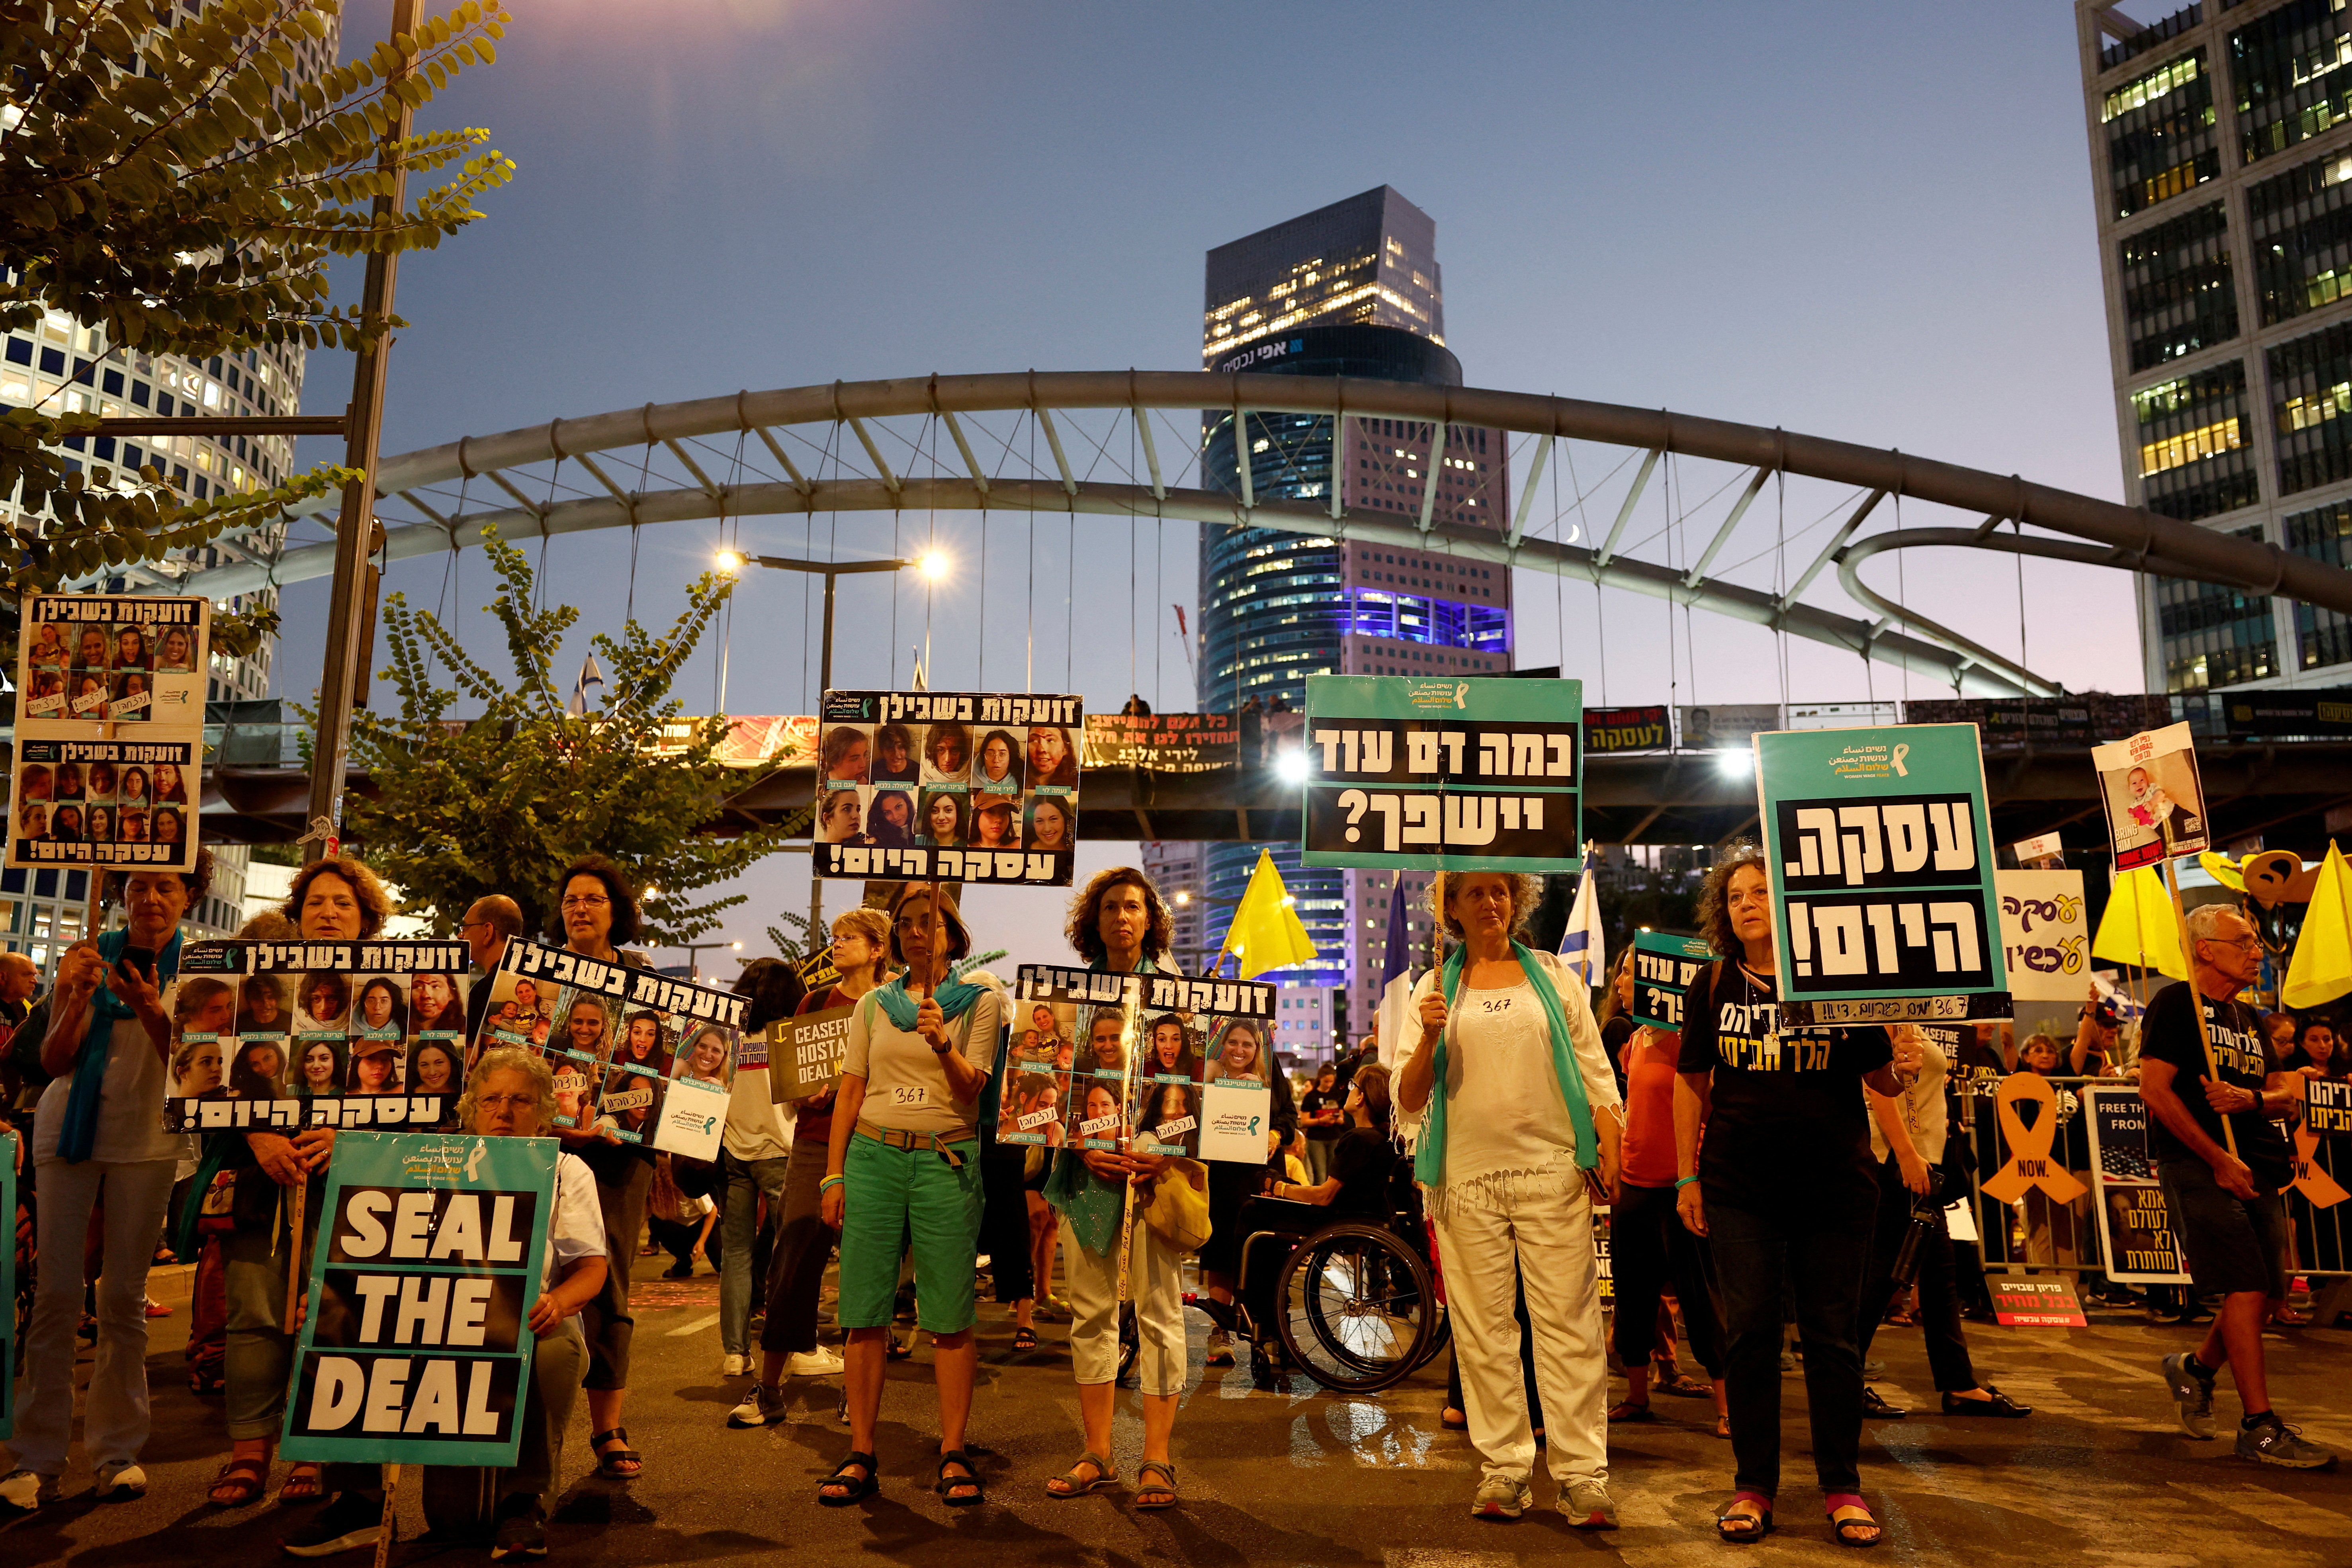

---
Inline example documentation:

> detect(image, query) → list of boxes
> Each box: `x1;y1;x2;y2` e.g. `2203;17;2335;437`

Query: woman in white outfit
1396;871;1623;1527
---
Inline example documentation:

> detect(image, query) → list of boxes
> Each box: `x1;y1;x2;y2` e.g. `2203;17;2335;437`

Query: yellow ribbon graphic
1979;1073;2088;1205
2291;1124;2348;1210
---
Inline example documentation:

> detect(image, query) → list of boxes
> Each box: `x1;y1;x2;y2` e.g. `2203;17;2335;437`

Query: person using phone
2;854;215;1516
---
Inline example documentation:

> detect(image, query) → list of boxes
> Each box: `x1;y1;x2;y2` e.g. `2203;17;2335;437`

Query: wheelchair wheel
1275;1222;1436;1394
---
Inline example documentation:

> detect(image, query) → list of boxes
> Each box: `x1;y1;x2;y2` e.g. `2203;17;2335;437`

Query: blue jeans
1707;1196;1872;1498
718;1152;793;1356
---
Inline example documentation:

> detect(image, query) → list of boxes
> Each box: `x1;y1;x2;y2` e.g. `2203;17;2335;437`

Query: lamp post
716;549;947;938
675;938;741;983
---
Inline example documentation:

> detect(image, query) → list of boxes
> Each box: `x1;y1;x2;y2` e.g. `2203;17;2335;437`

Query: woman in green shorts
817;884;1004;1509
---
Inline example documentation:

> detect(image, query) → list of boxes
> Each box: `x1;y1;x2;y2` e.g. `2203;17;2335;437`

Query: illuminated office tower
1197;190;1513;1059
0;7;340;956
2076;0;2352;691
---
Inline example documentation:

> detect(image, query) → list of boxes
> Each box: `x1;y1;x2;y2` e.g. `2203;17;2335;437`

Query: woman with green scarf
1396;871;1623;1529
2;855;213;1515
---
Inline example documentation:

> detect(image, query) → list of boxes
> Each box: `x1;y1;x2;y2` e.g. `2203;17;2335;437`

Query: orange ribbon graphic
2291;1124;2348;1210
1979;1073;2088;1205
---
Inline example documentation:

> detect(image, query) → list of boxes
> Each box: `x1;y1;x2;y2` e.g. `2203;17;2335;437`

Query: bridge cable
1773;443;1791;716
532;446;561;616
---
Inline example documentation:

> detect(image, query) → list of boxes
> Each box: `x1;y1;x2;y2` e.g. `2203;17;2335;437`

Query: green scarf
1412;939;1598;1188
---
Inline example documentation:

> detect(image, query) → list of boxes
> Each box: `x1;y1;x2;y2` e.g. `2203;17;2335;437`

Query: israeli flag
1557;850;1604;987
567;653;605;718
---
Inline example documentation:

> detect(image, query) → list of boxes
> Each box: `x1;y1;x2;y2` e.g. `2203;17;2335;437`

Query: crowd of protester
0;853;2340;1556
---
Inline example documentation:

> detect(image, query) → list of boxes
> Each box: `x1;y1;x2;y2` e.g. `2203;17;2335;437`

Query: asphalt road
7;1261;2351;1568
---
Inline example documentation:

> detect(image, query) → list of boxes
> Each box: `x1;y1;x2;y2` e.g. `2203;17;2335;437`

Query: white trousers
7;1156;178;1477
1061;1216;1187;1397
1429;1177;1608;1488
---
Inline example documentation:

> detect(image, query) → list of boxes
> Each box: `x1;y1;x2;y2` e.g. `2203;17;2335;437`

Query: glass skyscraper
1190;190;1515;1063
2078;0;2352;692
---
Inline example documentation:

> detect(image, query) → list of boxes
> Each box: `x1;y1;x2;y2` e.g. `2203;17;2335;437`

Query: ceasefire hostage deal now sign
1757;723;2010;1026
281;1132;555;1466
1302;675;1583;873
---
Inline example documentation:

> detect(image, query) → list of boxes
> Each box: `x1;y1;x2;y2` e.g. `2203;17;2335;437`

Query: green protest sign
279;1131;555;1466
1756;723;2009;1024
0;1131;15;1439
1301;675;1583;872
1632;932;1714;1029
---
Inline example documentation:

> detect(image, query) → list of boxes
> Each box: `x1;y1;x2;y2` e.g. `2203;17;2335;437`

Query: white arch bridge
156;370;2352;698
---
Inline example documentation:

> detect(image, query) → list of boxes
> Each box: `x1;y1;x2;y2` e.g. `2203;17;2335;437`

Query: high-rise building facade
2077;0;2352;692
1197;190;1511;1061
0;6;336;962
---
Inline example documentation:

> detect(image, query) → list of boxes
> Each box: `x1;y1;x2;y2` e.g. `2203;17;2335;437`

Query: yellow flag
2091;864;2186;981
2283;843;2352;1009
1224;849;1320;980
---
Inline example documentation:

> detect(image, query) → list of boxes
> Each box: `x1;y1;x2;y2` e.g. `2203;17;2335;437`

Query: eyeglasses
560;895;611;911
2200;934;2262;950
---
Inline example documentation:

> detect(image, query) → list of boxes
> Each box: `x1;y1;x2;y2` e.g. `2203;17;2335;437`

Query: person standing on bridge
1396;870;1623;1528
1672;849;1929;1548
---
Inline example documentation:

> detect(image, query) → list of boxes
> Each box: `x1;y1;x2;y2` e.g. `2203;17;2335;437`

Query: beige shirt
841;985;1003;1137
1869;1034;1950;1167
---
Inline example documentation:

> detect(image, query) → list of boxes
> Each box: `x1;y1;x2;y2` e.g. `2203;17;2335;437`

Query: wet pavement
7;1261;2350;1567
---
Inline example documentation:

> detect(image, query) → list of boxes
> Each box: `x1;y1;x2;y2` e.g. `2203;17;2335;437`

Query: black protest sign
1632;932;1712;1029
768;1005;855;1103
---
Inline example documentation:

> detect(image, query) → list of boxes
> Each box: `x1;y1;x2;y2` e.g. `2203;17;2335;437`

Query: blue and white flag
1557;850;1604;987
567;653;605;718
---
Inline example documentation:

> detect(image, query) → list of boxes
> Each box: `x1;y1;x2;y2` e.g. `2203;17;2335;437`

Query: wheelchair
1189;1153;1447;1394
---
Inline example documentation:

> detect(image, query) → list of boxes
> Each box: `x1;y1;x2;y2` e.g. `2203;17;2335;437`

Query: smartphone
119;944;158;983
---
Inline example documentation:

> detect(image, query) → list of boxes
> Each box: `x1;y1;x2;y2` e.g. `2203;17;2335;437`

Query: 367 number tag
890;1085;929;1108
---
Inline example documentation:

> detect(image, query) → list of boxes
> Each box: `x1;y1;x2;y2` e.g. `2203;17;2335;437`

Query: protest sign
1676;703;1781;751
2090;722;2209;872
473;940;745;1163
278;1130;554;1466
161;940;473;1135
1995;870;2090;1003
1583;705;1669;755
2221;686;2352;739
768;1005;854;1104
1631;931;1713;1029
1989;1277;2088;1328
2307;1077;2352;1139
1082;711;1239;773
0;1131;14;1439
645;714;819;767
1594;1210;1613;1308
1301;675;1583;873
2011;831;2066;869
2082;1085;2192;1285
1757;723;2009;1024
10;592;209;874
813;689;1085;887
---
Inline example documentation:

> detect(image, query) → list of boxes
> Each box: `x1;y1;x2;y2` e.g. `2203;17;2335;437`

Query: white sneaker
787;1345;845;1376
0;1468;61;1514
719;1353;750;1378
94;1462;148;1500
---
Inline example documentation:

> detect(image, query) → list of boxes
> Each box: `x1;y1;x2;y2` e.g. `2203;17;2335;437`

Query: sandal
936;1449;985;1507
1656;1370;1712;1398
277;1462;324;1503
208;1457;269;1509
886;1333;914;1362
1441;1407;1468;1431
818;1451;879;1507
1011;1326;1040;1353
1716;1492;1774;1543
1714;1412;1732;1439
1044;1451;1116;1498
1606;1401;1654;1423
591;1427;643;1480
1134;1459;1179;1511
1826;1494;1881;1548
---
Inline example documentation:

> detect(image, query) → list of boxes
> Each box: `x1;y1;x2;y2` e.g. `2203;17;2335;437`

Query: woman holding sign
1670;849;1930;1548
1396;872;1624;1529
1040;866;1197;1511
1;854;213;1517
818;884;1003;1508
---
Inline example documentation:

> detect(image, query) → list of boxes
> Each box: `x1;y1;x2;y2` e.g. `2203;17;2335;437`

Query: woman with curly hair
870;722;919;784
1671;848;1930;1548
922;721;972;784
1397;872;1623;1526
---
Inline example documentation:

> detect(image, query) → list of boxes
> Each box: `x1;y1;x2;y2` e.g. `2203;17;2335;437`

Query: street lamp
675;938;741;982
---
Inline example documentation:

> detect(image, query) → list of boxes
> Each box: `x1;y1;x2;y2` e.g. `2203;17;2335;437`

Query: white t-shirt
1869;1035;1951;1167
34;1016;186;1166
545;1150;608;1286
1415;951;1621;1191
841;984;1003;1136
721;1066;791;1161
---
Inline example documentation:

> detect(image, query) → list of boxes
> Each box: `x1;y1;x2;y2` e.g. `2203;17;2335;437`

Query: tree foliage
344;528;807;945
0;0;512;667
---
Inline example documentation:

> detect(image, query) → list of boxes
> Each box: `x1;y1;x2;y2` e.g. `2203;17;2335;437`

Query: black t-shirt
1301;1088;1345;1142
2141;981;2291;1192
1327;1126;1393;1216
1676;961;1893;1209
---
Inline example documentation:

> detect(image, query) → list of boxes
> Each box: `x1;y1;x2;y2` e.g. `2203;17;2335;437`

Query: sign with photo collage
10;592;208;871
1005;968;1278;1163
813;689;1085;886
1756;723;2010;1025
1302;675;1584;873
472;940;747;1163
160;940;473;1134
278;1130;555;1466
